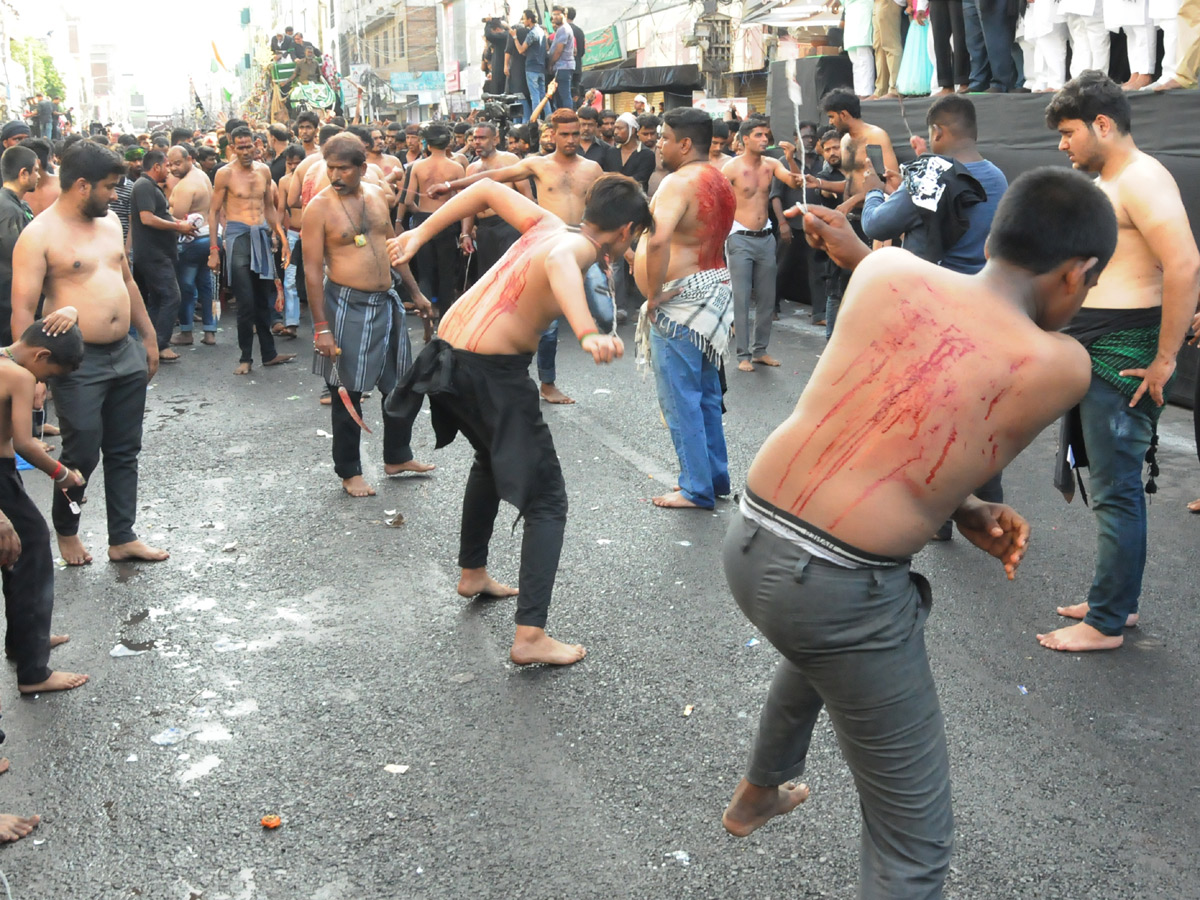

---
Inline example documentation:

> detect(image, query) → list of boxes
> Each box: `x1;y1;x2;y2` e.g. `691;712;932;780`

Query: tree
9;37;66;98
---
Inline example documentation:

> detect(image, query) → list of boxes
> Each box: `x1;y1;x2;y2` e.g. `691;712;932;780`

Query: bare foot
737;360;754;372
752;354;781;367
201;333;216;346
458;567;519;599
1153;77;1187;92
722;777;810;837
263;353;297;367
342;475;376;497
158;348;180;362
653;490;703;509
18;670;89;693
1187;498;1200;513
1037;622;1124;652
56;534;93;566
510;625;586;666
540;383;575;404
233;361;252;375
1123;74;1152;91
107;540;170;562
0;814;39;843
0;758;9;775
41;423;60;436
50;634;69;648
1056;601;1138;628
385;460;436;476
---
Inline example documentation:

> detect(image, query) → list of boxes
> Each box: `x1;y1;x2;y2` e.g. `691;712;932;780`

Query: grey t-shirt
551;24;575;71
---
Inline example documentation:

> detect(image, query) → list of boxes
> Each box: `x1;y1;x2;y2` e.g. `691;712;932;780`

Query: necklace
0;347;14;363
335;190;369;247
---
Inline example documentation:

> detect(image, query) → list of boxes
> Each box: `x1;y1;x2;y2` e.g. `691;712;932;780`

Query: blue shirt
551;24;575;71
523;24;546;74
861;158;1007;275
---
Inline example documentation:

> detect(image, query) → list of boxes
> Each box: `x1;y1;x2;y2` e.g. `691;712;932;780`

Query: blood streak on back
695;167;736;271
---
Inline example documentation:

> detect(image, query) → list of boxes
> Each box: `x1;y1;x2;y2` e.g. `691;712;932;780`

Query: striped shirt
110;176;134;240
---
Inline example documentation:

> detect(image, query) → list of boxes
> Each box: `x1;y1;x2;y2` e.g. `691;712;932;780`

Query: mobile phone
865;143;885;176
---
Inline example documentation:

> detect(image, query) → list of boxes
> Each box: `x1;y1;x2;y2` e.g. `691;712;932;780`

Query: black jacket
0;187;33;342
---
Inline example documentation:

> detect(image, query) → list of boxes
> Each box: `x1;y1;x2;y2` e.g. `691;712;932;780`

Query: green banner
582;25;622;68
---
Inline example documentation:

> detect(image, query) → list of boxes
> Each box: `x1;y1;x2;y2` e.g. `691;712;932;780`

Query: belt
730;228;773;238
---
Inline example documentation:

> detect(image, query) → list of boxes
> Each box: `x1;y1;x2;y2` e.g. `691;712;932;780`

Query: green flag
222;87;233;103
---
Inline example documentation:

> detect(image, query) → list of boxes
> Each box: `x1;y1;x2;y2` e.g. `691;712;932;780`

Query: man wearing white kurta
1020;0;1069;90
845;0;877;97
1147;0;1182;87
1062;0;1110;78
1105;0;1155;89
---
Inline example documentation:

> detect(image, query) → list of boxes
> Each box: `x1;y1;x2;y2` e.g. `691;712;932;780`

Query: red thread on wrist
51;462;63;480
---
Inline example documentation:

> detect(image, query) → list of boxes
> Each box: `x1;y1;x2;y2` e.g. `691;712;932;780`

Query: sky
13;0;263;113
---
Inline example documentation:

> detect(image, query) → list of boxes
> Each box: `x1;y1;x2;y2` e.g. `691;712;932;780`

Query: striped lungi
312;280;412;394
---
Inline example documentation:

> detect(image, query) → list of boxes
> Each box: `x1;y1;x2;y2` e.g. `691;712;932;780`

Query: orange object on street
260;815;282;829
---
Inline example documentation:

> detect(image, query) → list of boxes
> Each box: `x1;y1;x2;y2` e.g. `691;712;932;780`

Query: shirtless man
723;168;1117;897
720;119;804;371
820;88;898;223
402;124;466;324
275;143;307;339
208;126;295;375
633;108;736;510
23;138;59;217
1037;72;1200;652
430;108;605;404
10;141;168;566
387;175;649;666
167;144;216;346
303;134;435;497
366;126;402;180
459;122;533;285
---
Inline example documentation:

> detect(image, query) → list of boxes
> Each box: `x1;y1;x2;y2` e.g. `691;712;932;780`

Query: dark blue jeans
553;68;573;110
1079;376;1154;635
650;322;729;508
536;263;614;384
963;0;1017;90
176;236;216;333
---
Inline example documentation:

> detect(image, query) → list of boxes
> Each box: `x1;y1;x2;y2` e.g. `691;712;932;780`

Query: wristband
51;461;64;481
315;329;333;336
313;321;328;328
578;330;600;345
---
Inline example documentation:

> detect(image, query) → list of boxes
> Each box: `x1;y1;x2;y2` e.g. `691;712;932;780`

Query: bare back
408;155;466;213
634;162;736;291
169;166;212;228
27;175;60;218
15;205;132;342
1084;151;1169;310
439;218;593;354
468;151;532;218
746;249;1091;558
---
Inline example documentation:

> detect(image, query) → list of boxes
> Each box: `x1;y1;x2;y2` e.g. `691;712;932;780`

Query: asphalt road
1;307;1198;900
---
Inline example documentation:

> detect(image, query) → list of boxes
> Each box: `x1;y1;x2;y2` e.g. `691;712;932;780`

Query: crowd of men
0;65;1197;900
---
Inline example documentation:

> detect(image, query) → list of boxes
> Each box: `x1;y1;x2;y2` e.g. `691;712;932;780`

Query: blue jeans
282;231;301;327
536;263;614;384
650;322;729;507
526;71;546;120
1078;376;1154;635
963;0;1018;89
553;68;572;110
176;237;217;333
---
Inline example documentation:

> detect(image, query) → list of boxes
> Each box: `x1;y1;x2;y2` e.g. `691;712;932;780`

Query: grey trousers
50;336;148;546
726;231;777;361
723;509;953;900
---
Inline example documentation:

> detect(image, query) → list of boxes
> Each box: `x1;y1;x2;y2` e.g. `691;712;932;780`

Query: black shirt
620;146;656;191
506;28;528;96
0;187;33;340
270;154;288;184
130;175;178;265
271;34;294;56
769;151;822;211
581;139;620;173
36;100;53;122
571;23;586;76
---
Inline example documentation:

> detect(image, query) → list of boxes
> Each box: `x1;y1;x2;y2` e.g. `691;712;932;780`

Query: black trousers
330;389;414;479
133;256;182;352
433;353;567;630
0;460;53;685
474;216;520;276
229;233;279;364
411;211;461;315
930;0;970;88
50;336;146;545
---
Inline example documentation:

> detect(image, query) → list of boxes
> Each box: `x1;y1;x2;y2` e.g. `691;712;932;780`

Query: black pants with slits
229;233;279;364
133;256;182;352
0;460;54;685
